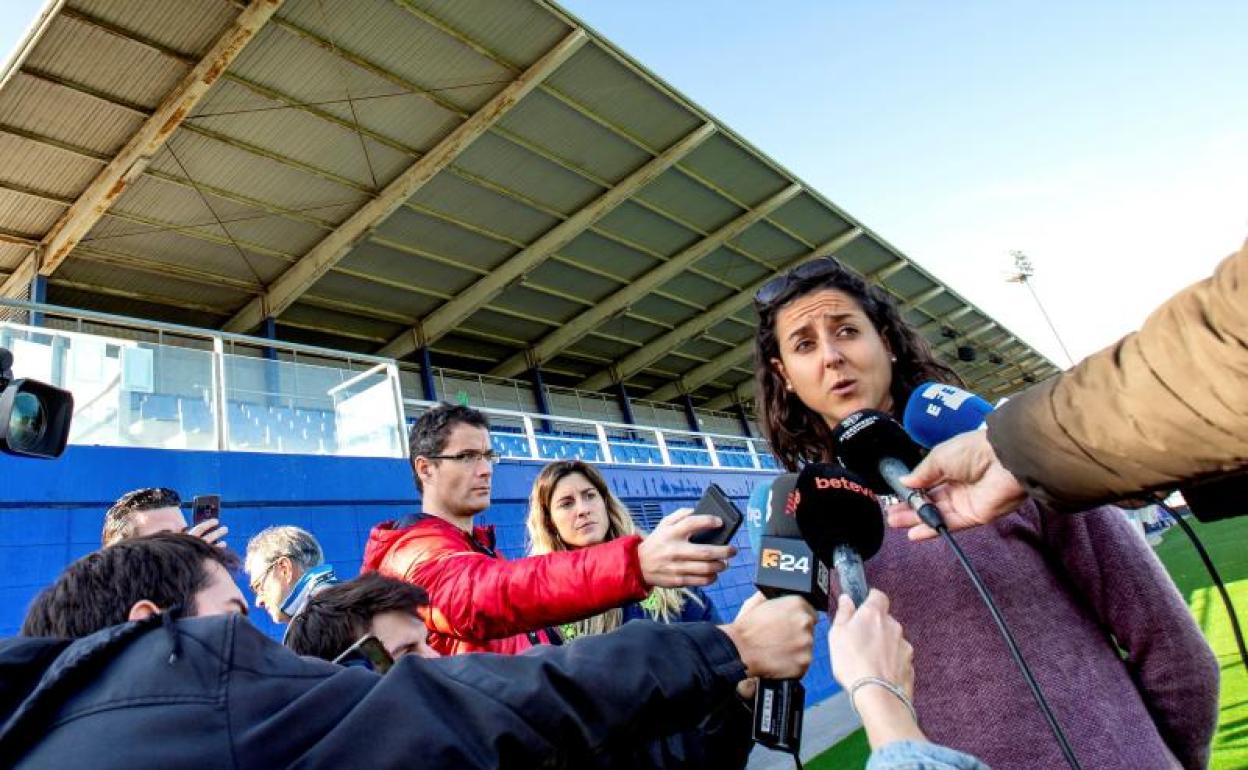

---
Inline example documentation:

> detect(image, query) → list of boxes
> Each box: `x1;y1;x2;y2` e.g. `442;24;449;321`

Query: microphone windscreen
794;464;885;561
761;474;801;539
903;382;994;449
830;409;924;494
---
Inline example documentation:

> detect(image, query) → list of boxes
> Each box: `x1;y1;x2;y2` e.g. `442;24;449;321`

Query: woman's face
770;287;896;426
548;472;611;549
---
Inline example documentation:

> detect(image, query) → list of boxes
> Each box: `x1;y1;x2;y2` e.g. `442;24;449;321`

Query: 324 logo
760;548;810;574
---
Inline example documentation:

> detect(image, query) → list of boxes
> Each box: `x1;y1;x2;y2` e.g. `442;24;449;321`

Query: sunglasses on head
753;257;847;310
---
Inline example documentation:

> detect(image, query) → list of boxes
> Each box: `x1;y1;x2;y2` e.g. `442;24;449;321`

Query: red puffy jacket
361;514;649;656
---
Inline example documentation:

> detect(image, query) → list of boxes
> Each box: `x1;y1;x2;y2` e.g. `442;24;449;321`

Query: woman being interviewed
753;257;1218;770
526;460;751;769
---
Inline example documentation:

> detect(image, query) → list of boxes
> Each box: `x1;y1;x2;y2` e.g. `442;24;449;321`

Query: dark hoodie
0;613;746;769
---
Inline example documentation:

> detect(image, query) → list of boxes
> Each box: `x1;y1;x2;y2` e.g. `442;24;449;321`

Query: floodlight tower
1007;250;1075;367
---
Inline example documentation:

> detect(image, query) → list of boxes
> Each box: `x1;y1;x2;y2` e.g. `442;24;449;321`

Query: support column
733;400;753;438
29;274;46;327
260;316;279;407
613;379;636;425
680;392;700;433
528;365;553;434
418;345;437;401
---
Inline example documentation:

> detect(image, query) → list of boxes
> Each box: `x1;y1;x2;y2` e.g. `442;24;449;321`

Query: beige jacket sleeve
986;237;1248;511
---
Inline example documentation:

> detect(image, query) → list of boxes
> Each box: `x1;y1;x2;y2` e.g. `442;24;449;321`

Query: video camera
0;346;73;459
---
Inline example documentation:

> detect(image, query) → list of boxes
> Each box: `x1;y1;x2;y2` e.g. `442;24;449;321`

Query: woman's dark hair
284;572;429;661
754;259;960;471
22;533;239;638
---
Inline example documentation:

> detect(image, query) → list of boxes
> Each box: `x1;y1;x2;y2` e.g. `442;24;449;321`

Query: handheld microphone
831;409;946;531
793;464;884;607
745;475;798;555
903;381;994;449
750;472;824;757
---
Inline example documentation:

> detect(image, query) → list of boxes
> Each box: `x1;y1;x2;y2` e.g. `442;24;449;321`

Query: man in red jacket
362;403;737;656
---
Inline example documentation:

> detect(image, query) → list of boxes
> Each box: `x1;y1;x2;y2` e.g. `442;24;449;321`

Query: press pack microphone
903;381;994;449
793;464;884;607
745;475;798;555
831;409;946;531
751;472;825;758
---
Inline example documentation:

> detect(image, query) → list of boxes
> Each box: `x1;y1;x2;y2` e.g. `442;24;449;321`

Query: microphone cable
1153;498;1248;670
910;498;1084;770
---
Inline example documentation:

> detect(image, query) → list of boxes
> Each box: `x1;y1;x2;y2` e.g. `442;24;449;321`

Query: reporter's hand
828;590;912;695
720;593;815;681
888;431;1027;541
830;590;928;748
638;508;736;588
187;518;229;549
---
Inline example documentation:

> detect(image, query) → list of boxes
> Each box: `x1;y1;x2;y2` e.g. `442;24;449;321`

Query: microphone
750;472;826;757
793;464;884;607
831;409;946;531
744;475;798;555
903;381;994;449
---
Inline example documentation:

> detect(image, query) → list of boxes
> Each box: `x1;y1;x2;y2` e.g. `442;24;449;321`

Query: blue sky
4;1;1245;367
559;1;1248;365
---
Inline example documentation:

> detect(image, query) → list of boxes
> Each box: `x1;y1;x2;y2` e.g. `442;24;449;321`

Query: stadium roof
0;0;1059;410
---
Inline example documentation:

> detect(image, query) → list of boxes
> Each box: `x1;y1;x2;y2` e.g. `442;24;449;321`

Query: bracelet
848;676;918;726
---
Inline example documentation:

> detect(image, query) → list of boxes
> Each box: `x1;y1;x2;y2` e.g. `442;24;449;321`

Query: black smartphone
191;494;221;527
689;483;744;546
333;634;395;674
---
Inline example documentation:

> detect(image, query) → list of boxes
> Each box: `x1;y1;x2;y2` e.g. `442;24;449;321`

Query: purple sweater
856;501;1219;770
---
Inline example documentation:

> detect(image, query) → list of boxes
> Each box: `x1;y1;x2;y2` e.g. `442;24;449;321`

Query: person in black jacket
6;533;816;769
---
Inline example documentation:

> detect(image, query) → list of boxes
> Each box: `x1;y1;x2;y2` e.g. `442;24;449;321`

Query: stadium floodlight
0;347;74;459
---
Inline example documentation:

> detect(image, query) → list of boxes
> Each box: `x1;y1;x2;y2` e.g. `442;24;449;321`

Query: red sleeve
387;531;649;644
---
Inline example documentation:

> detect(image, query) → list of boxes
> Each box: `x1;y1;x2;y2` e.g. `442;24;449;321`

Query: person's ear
276;555;295;584
414;455;434;486
770;358;794;392
127;600;162;622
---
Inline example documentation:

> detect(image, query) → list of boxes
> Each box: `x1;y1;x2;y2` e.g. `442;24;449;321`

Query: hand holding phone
189;494;228;548
688;484;744;546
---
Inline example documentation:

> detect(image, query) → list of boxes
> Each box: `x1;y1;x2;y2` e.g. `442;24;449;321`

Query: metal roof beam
489;183;801;378
21;0;284;290
646;339;754;403
703;379;755;412
578;227;862;391
223;29;588;333
376;123;715;359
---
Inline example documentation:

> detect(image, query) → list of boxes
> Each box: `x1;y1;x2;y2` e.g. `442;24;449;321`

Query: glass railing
0;300;407;459
404;399;777;472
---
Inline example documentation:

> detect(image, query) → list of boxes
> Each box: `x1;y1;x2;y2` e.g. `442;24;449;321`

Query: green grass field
808;514;1248;769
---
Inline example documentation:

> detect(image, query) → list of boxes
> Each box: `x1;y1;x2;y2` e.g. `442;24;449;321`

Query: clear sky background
4;1;1246;368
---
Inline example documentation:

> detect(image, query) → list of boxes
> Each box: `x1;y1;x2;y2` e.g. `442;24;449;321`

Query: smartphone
191;494;221;527
333;634;395;674
689;483;744;546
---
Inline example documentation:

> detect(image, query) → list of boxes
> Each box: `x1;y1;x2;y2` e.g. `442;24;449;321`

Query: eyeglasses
753;256;847;310
332;633;395;674
247;555;287;594
426;450;500;466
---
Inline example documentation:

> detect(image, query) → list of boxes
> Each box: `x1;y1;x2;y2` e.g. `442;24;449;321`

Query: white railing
0;299;407;459
404;399;778;472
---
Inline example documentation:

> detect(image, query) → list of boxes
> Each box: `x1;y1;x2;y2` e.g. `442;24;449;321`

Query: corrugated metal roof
0;0;1059;409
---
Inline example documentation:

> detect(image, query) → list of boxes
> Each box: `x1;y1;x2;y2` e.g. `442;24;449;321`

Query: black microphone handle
833;544;868;606
878;456;946;530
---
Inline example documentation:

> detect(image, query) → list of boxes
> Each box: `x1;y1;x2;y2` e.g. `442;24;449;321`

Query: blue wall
0;446;840;703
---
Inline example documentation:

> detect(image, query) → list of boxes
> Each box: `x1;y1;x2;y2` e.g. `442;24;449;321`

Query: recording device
688;483;744;545
902;381;993;449
332;634;395;674
750;472;828;757
1181;470;1248;523
0;347;73;459
831;409;945;531
191;494;221;527
793;464;884;606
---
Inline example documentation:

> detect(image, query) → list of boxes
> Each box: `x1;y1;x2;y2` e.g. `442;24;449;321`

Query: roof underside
0;0;1058;409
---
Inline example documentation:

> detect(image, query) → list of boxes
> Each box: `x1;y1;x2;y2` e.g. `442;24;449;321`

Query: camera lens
9;390;47;451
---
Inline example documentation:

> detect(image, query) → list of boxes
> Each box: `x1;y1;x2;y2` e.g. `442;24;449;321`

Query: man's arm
230;597;815;769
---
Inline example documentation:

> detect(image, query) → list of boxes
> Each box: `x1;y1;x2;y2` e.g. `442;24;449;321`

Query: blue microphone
902;382;994;449
745;474;797;555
